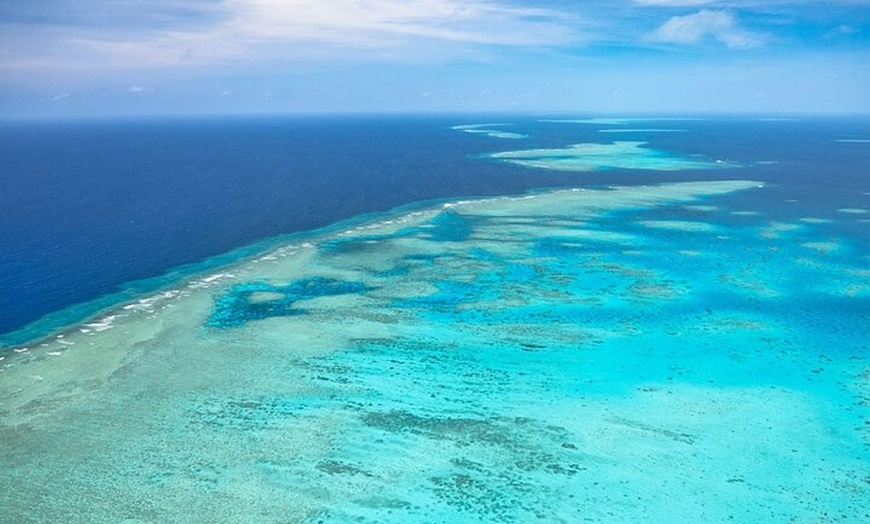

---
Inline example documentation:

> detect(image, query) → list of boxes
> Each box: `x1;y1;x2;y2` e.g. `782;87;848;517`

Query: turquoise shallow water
1;175;867;522
486;140;732;171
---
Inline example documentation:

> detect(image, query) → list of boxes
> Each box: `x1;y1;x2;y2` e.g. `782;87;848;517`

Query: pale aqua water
2;178;867;523
1;118;868;523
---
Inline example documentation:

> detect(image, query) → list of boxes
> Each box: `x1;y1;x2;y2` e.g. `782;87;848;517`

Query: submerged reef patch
540;117;707;126
425;210;474;242
206;277;372;328
451;123;527;139
598;128;689;134
487;141;733;172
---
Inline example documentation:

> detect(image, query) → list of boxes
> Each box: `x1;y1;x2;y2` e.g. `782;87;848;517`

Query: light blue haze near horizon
1;0;868;119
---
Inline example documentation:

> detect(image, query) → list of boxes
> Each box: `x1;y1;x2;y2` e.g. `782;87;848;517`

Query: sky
0;0;868;118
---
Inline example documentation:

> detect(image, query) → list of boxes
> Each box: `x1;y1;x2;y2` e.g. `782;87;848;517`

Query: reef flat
486;141;732;172
1;179;867;523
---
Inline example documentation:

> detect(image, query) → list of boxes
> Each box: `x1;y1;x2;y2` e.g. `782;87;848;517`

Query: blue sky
1;0;868;118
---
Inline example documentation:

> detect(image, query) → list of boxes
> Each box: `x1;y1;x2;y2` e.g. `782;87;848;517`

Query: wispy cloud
632;0;714;5
652;10;763;48
1;0;583;74
3;0;867;117
634;0;868;5
222;0;579;46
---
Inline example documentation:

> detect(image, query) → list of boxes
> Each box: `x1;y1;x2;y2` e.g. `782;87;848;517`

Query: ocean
0;115;868;522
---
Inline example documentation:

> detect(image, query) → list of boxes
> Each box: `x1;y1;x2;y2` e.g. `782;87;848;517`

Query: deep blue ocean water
1;115;868;345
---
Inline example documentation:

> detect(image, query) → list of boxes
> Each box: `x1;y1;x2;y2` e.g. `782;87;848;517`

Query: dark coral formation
206;277;371;328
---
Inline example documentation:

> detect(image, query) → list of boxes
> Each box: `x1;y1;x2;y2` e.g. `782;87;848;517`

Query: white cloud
830;24;859;35
635;0;870;5
222;0;572;45
632;0;714;5
652;10;762;48
3;0;583;74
